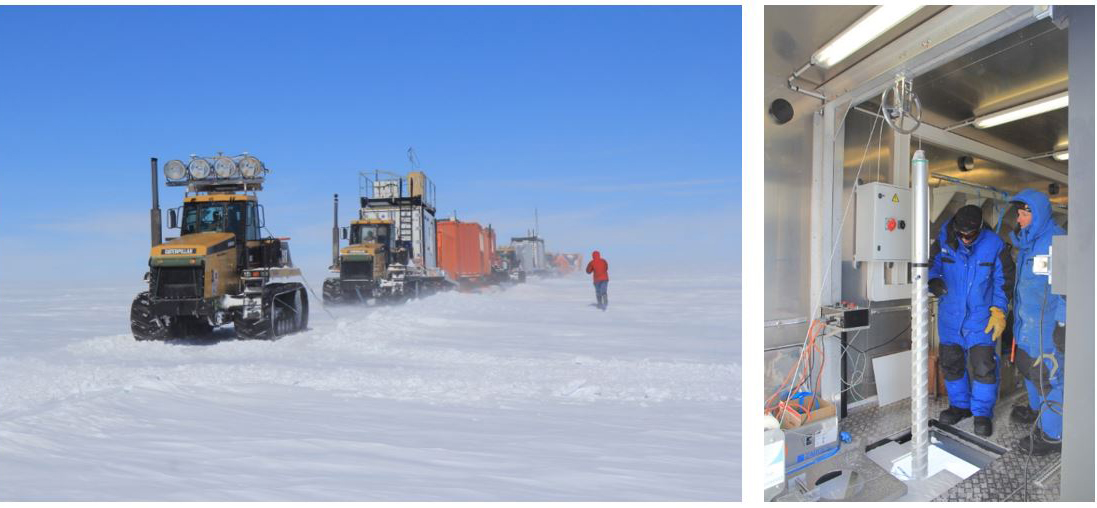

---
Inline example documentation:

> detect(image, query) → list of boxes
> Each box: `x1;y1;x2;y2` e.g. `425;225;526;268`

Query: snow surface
0;274;739;501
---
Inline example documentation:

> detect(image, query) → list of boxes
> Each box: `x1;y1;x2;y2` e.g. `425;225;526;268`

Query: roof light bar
973;92;1069;129
811;5;923;69
1052;150;1068;161
165;153;266;187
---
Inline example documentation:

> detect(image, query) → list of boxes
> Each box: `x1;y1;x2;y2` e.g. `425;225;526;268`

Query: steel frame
802;3;1092;501
806;5;1048;407
1059;5;1094;501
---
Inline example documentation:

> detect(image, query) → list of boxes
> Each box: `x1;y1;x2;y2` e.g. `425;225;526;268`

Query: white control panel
855;182;911;262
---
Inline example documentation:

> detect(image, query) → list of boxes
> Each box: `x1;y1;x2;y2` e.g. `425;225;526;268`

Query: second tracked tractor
324;170;453;304
130;154;309;341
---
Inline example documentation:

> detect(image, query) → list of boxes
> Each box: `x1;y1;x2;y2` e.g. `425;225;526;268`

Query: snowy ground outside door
0;274;739;501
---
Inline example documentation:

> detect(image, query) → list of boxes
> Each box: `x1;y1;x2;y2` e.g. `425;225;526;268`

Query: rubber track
322;278;343;304
235;283;308;340
130;291;168;341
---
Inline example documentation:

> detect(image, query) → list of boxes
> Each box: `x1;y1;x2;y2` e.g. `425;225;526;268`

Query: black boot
973;416;993;437
1018;430;1062;456
939;406;972;425
1010;405;1038;425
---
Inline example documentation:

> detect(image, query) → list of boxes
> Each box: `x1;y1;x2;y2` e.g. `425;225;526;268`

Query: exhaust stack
150;157;162;247
332;193;340;268
910;149;930;480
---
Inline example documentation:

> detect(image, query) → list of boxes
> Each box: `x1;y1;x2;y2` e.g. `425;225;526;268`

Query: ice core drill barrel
910;149;930;480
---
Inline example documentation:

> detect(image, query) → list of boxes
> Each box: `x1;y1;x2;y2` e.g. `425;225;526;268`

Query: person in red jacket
585;250;609;310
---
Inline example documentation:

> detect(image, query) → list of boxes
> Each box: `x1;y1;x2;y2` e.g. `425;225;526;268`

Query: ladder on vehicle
398;205;414;243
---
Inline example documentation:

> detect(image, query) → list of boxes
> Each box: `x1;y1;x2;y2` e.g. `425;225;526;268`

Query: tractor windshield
182;202;254;239
351;224;390;247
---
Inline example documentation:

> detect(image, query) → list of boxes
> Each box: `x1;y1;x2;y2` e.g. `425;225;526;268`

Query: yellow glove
985;307;1006;341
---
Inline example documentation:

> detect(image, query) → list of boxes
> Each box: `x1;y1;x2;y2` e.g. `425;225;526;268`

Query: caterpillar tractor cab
323;170;452;304
325;219;398;300
131;154;309;341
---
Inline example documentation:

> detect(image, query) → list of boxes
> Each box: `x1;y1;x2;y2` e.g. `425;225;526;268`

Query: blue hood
1008;188;1055;249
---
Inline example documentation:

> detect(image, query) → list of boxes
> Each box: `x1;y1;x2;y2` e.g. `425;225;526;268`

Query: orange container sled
437;219;492;279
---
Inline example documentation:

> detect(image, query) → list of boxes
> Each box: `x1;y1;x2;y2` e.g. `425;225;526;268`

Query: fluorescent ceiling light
974;92;1069;129
811;5;924;69
1053;150;1069;161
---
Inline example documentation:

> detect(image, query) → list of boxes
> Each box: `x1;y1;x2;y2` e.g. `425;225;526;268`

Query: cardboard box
784;417;840;473
774;396;840;473
776;395;836;430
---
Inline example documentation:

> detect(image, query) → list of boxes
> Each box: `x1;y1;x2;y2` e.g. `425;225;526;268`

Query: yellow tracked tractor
322;170;452;304
131;154;308;341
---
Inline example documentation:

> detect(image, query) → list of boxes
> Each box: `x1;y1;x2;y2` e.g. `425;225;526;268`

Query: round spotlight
163;159;187;181
239;156;264;178
188;158;212;179
214;157;239;178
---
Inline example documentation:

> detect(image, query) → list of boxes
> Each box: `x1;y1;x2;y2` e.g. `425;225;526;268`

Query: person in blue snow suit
928;204;1014;438
1006;189;1067;456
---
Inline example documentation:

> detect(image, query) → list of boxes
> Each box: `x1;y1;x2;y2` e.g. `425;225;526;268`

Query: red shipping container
437;219;490;279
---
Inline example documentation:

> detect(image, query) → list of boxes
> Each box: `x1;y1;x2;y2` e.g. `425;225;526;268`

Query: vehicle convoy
130;154;308;341
323;170;452;304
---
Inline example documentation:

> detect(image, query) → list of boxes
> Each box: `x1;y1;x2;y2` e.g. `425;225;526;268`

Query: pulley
881;74;922;135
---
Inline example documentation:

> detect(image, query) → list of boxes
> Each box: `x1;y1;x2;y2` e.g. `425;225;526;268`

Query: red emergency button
886;218;897;231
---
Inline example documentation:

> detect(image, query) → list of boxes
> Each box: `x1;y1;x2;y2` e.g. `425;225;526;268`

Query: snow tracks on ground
2;276;739;414
0;275;740;500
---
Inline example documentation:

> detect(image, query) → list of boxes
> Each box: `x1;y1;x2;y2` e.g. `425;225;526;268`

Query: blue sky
0;6;741;285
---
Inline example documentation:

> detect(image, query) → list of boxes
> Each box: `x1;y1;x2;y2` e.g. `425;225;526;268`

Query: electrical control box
855;182;911;262
821;305;870;332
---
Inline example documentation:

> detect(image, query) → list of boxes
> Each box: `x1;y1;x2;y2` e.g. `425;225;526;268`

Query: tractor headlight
163;159;187;181
188;158;212;179
238;156;264;178
214;156;238;178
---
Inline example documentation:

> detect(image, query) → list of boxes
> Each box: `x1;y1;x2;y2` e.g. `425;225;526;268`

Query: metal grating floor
841;393;1061;501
